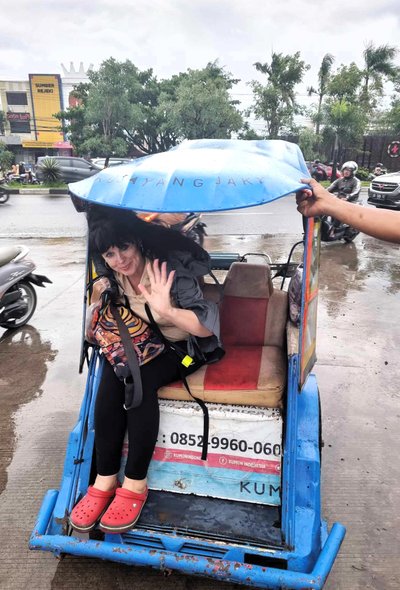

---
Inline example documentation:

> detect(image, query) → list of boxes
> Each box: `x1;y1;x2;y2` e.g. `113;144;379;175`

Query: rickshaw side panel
299;218;321;387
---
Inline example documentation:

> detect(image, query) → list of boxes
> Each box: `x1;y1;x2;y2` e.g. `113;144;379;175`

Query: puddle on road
318;238;400;319
0;326;58;494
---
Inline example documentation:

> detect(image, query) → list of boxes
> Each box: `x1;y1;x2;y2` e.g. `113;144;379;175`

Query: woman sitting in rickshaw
69;207;222;534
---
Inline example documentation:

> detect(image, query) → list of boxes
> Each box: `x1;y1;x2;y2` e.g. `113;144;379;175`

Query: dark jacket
167;250;222;360
327;176;361;201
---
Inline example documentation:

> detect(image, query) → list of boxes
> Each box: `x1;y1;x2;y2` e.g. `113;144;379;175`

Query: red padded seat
159;262;288;408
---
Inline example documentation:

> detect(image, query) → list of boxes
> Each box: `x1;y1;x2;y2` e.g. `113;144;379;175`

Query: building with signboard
61;62;92;109
0;79;36;163
0;74;72;165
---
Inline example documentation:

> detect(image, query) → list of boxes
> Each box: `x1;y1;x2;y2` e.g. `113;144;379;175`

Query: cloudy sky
1;0;399;127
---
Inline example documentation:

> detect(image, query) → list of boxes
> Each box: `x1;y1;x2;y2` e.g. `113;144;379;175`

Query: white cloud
0;0;398;105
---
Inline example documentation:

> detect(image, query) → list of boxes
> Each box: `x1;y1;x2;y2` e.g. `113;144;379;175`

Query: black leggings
94;344;202;480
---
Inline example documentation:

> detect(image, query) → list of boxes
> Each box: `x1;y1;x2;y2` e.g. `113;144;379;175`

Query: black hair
87;205;208;265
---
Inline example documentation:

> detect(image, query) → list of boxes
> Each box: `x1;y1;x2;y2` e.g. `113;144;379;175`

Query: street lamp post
330;132;339;182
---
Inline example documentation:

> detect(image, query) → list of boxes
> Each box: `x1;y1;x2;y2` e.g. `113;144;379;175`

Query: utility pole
330;132;339;182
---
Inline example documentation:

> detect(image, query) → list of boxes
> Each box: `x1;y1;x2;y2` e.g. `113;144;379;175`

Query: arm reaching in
296;178;400;244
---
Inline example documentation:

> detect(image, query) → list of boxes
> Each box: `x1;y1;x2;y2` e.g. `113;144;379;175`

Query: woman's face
102;243;144;276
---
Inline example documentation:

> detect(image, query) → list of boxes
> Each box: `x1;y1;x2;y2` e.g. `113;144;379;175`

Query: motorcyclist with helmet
327;161;361;202
323;161;361;239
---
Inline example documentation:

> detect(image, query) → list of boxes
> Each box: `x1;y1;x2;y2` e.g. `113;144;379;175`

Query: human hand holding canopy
296;178;337;218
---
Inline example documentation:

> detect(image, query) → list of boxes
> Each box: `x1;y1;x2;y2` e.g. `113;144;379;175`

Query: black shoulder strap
207;269;224;304
145;303;209;461
110;303;143;411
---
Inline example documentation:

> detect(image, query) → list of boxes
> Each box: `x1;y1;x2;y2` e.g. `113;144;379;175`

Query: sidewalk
3;187;68;195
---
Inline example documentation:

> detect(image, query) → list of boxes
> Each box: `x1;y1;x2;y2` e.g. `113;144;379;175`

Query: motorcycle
320;214;360;243
0;188;10;204
320;196;363;243
5;171;40;185
0;177;10;204
137;211;207;245
0;245;52;329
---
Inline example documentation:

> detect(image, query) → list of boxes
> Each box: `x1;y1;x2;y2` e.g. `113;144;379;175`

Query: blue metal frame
29;346;345;588
29;215;346;587
31;487;344;590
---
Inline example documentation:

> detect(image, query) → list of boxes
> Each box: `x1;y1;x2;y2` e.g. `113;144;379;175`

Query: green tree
58;59;244;155
384;97;400;133
160;63;243;140
361;42;400;108
325;100;366;144
298;127;317;161
120;66;179;154
308;53;335;136
250;52;310;138
327;63;363;103
315;63;367;162
321;98;367;163
237;122;262;140
55;87;90;155
57;59;177;156
0;141;14;173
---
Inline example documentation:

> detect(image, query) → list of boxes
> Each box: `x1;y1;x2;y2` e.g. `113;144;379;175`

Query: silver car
367;171;400;209
36;157;102;184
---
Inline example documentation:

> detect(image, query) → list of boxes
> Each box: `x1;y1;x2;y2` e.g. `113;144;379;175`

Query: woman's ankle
94;474;118;492
122;476;147;494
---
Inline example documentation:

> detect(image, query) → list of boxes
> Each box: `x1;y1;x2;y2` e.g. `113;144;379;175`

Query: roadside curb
6;188;69;195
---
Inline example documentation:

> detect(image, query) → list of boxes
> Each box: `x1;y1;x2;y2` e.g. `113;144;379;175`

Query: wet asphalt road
0;192;400;589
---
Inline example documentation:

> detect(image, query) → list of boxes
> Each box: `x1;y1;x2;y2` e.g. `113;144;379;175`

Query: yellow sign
22;141;55;148
29;74;64;143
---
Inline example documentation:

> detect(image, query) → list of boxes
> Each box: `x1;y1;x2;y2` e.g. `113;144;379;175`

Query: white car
367;171;400;209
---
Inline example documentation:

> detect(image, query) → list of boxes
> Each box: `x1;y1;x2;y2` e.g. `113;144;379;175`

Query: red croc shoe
99;487;148;534
69;486;116;533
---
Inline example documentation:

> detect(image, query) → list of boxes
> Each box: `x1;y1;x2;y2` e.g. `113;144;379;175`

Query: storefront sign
22;140;56;148
387;141;400;158
7;112;30;121
29;74;64;143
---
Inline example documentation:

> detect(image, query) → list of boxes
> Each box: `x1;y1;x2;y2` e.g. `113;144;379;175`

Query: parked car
90;157;134;168
367;171;400;209
36;157;102;184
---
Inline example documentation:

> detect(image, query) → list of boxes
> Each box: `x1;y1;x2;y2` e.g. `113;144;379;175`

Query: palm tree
362;42;399;106
253;52;310;138
254;53;307;108
308;53;335;135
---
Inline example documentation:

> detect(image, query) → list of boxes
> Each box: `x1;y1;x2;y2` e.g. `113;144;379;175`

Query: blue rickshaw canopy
69;139;309;213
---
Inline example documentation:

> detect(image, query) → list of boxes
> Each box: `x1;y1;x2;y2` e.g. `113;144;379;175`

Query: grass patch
6;181;68;189
320;180;369;188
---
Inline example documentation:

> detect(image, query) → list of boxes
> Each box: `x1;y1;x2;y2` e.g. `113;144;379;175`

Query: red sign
53;140;73;149
387;141;400;158
7;112;30;121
